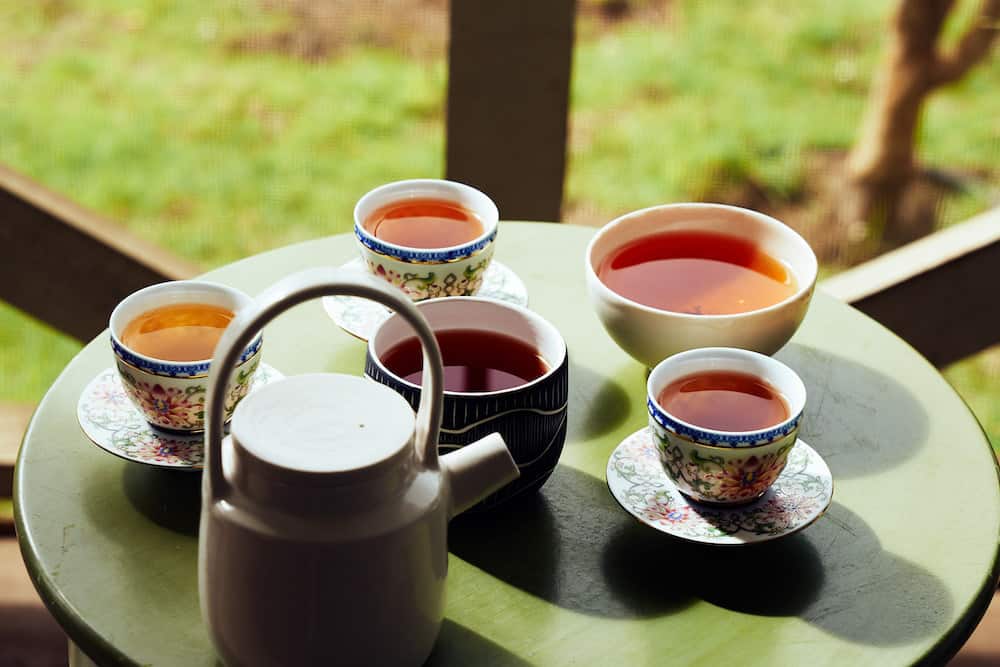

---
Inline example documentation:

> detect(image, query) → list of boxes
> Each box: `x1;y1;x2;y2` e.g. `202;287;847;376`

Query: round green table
16;223;1000;666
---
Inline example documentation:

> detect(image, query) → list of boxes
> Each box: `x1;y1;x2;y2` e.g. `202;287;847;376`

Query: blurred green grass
0;0;997;447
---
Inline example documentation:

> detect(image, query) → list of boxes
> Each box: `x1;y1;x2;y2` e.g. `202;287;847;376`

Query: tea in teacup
656;370;789;432
364;198;484;249
354;180;499;301
121;302;234;362
646;347;807;505
110;281;260;432
597;230;797;315
381;329;549;392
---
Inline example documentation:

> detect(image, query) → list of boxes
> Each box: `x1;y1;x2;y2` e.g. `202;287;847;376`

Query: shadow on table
425;619;532;666
776;344;929;479
567;362;635;442
122;465;202;536
452;466;952;647
451;464;816;619
796;501;954;646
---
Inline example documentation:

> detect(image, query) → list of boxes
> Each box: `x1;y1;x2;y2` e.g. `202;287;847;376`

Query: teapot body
200;453;449;667
197;269;520;666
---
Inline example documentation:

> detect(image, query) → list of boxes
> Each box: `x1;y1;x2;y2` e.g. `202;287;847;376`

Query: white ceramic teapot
198;268;520;666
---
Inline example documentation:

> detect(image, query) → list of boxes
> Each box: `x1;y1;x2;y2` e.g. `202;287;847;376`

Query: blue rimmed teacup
646;347;806;505
109;281;262;432
353;179;499;301
365;297;567;508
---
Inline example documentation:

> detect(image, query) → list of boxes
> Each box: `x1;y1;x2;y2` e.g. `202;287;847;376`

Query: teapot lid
230;373;416;485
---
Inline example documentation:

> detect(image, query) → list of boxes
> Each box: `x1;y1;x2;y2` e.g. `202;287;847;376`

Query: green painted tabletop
15;223;1000;666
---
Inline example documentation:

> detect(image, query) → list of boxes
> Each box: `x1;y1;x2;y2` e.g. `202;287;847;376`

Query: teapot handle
204;267;445;502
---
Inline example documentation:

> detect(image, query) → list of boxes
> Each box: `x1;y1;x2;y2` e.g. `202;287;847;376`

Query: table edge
15;348;137;667
13;224;1000;666
916;398;1000;665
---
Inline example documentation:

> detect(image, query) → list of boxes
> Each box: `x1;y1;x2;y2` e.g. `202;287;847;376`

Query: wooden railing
822;207;1000;368
0;165;197;342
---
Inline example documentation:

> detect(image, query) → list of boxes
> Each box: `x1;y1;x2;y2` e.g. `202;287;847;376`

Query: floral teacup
353;179;499;301
647;347;807;505
109;281;261;432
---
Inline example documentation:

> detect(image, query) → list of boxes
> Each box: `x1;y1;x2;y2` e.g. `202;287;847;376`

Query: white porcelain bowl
585;203;817;367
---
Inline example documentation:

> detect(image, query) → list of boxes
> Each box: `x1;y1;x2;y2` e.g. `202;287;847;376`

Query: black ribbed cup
366;298;569;509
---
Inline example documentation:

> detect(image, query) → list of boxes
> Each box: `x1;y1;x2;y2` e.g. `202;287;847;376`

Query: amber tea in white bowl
597;229;797;315
585;203;818;367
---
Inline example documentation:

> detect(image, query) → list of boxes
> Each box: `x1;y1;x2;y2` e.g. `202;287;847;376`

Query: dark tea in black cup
380;329;549;393
366;298;568;508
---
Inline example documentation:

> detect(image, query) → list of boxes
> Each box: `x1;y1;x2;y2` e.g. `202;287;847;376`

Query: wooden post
0;165;198;342
0;402;33;501
446;0;576;222
822;207;1000;367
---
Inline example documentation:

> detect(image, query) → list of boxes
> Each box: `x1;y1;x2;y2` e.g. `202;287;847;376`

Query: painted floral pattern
78;365;281;468
366;256;490;301
117;356;260;431
324;259;529;341
110;428;204;466
224;357;261;416
606;428;832;545
118;375;205;430
655;428;794;504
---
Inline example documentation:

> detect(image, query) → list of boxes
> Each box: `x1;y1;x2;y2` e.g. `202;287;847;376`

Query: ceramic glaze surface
354;179;499;302
651;424;797;504
115;351;259;431
646;347;807;448
367;298;568;507
201;469;449;667
232;374;415;473
607;428;833;545
646;348;806;503
361;245;494;301
323;258;528;341
585;203;817;367
76;364;282;468
109;280;260;430
198;268;518;667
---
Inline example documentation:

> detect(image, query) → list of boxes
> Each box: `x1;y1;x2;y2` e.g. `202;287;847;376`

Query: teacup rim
353;178;500;259
367;296;567;397
585;202;818;321
109;280;259;370
646;346;806;443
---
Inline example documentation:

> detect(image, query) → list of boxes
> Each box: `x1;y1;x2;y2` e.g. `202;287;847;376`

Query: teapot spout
440;433;519;517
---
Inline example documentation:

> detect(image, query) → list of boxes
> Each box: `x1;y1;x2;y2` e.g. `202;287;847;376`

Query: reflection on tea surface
382;329;548;392
657;370;790;432
121;303;233;362
598;230;796;314
364;197;484;248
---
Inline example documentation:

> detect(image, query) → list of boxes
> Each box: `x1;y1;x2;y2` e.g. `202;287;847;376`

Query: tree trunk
840;0;999;256
842;1;951;248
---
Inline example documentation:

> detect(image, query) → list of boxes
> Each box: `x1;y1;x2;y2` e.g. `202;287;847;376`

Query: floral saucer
323;257;529;341
77;364;283;469
606;428;833;546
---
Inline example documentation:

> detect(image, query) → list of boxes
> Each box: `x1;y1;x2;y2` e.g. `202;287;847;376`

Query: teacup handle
204;267;445;502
